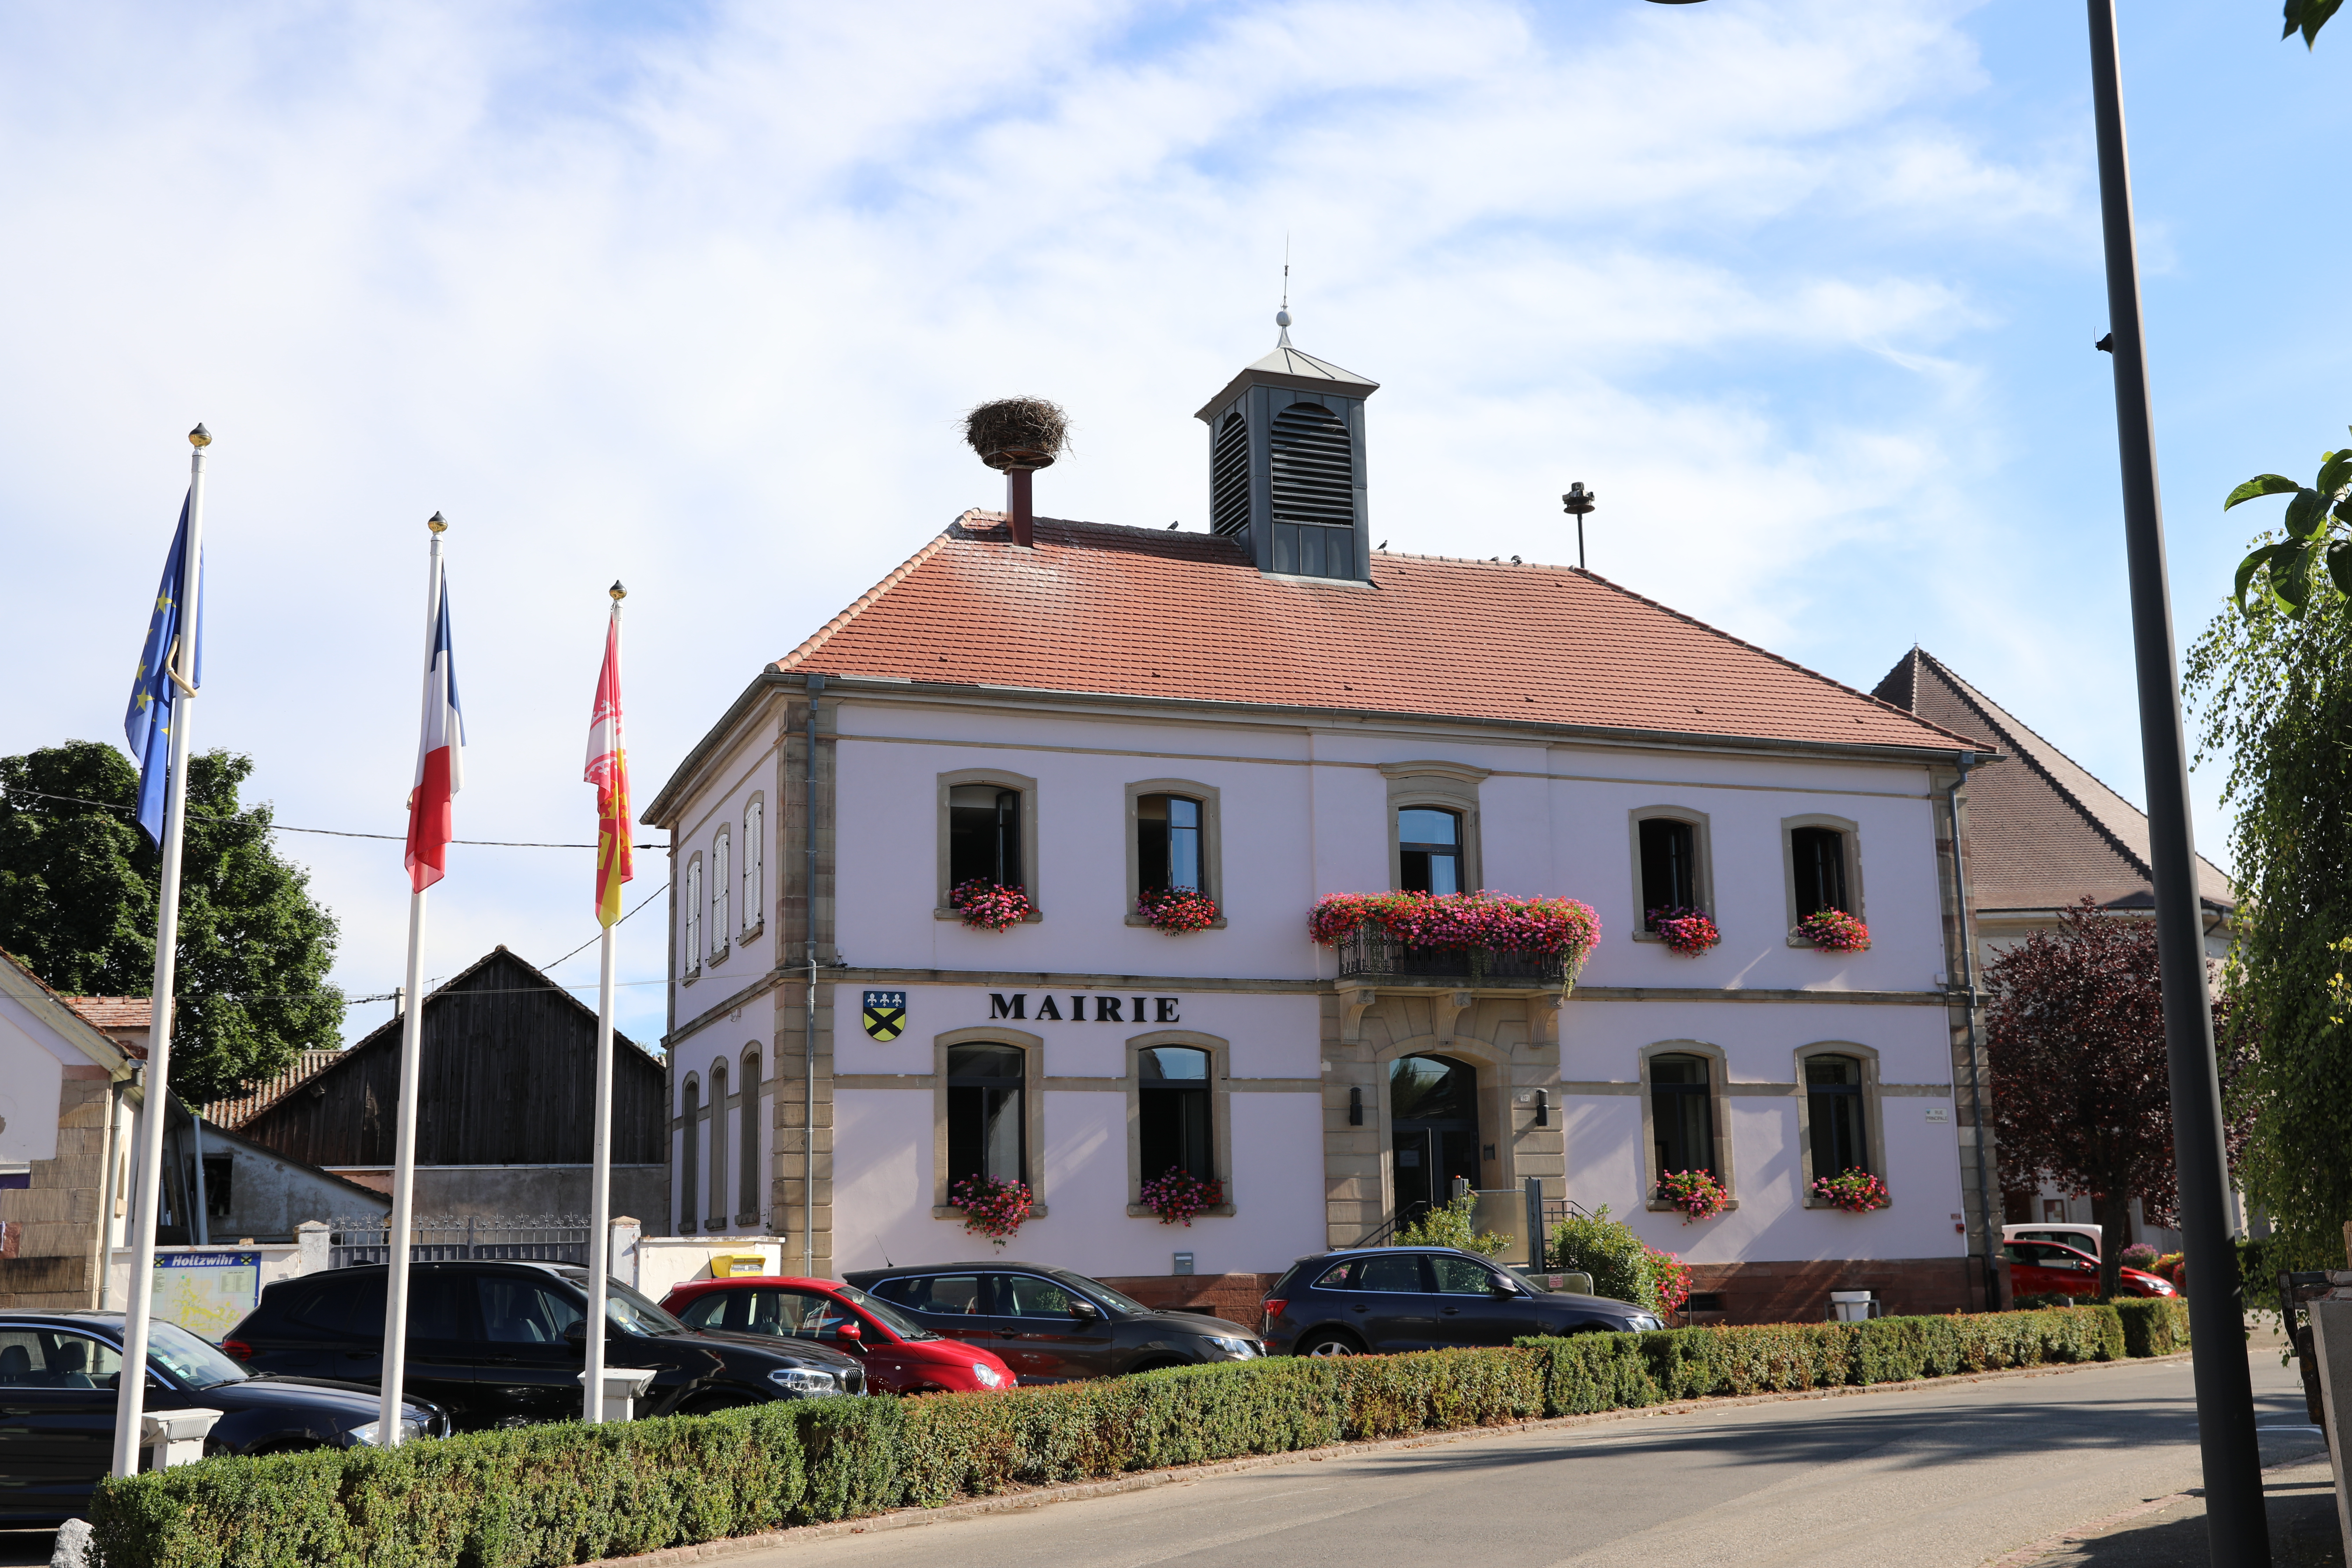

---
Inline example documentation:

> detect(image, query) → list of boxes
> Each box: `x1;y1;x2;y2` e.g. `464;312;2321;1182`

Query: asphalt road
723;1342;2325;1568
0;1338;2329;1567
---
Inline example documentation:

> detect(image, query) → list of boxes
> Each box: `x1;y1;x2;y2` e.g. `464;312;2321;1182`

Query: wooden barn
233;947;669;1223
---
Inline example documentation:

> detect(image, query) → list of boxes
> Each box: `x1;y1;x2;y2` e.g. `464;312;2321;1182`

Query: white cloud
0;0;2103;1044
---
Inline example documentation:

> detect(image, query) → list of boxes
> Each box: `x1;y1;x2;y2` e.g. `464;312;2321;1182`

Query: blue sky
0;2;2343;1055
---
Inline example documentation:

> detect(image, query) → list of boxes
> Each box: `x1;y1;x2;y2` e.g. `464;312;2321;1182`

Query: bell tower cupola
1193;312;1379;581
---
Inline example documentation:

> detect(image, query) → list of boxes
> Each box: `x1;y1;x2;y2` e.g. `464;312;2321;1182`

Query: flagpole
584;584;625;1421
378;515;444;1448
111;423;209;1479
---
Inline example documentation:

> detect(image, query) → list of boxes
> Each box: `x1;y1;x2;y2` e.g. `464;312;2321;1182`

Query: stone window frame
1781;812;1867;945
1793;1041;1888;1207
681;855;704;982
933;767;1044;921
1380;761;1490;893
741;796;765;941
709;828;733;966
1637;1040;1740;1213
1123;778;1227;928
1122;1029;1237;1218
929;1026;1050;1217
1626;805;1716;944
706;1056;731;1231
737;1043;763;1226
678;1071;703;1233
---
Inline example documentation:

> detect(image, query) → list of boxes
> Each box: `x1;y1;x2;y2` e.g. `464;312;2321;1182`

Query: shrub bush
1394;1191;1511;1255
2111;1297;2192;1358
94;1308;2151;1567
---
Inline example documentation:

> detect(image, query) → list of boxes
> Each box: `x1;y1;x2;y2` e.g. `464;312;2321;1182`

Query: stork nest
964;397;1069;469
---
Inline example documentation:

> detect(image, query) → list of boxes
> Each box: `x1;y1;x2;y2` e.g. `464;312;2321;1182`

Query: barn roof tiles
1871;647;2233;913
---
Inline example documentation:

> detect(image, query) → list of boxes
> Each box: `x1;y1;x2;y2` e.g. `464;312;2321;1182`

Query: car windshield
552;1269;688;1336
604;1279;688;1336
834;1283;936;1340
1050;1271;1151;1317
148;1322;249;1391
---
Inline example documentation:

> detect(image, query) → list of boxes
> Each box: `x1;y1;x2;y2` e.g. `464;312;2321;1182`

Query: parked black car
1260;1247;1663;1356
0;1310;449;1526
841;1262;1263;1382
223;1260;864;1430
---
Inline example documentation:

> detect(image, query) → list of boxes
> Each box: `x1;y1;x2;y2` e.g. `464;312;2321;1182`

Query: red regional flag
585;589;630;925
403;569;464;890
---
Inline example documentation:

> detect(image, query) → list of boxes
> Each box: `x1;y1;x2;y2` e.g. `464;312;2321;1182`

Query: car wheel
1297;1331;1364;1358
1127;1357;1188;1376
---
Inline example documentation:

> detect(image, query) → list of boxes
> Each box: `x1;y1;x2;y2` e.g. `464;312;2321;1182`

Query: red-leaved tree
1983;898;2254;1300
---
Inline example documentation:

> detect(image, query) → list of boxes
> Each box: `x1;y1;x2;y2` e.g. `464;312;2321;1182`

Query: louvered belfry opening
1269;401;1354;578
1192;324;1377;581
1210;413;1250;537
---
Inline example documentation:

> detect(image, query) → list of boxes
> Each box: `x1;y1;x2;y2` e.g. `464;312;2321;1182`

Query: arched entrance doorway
1389;1054;1480;1222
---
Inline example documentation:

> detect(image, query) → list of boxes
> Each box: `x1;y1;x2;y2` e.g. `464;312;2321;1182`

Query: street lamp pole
2082;3;2268;1560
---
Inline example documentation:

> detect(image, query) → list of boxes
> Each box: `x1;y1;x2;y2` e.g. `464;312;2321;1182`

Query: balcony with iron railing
1333;927;1569;988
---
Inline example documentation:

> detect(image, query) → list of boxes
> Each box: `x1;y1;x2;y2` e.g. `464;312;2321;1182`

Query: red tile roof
64;996;150;1033
776;514;1986;755
1872;648;2233;912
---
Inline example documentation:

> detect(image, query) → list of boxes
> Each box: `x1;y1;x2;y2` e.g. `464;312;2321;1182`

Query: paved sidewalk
2002;1447;2342;1567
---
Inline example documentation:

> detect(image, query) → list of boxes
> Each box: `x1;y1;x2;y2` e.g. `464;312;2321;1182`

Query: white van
2003;1222;2102;1260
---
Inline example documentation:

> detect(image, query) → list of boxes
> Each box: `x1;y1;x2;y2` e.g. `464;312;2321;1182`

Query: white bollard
137;1407;222;1470
577;1367;659;1423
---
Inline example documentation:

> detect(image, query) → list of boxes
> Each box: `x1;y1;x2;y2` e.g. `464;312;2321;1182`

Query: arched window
1389;1054;1479;1221
739;1050;762;1221
711;832;731;954
683;860;703;974
1397;808;1462;895
946;1043;1025;1189
1650;1053;1716;1178
1806;1055;1868;1176
948;785;1022;889
707;1061;729;1229
1136;794;1204;895
1269;401;1353;579
679;1075;701;1233
1792;826;1850;919
743;802;763;934
1138;1046;1211;1183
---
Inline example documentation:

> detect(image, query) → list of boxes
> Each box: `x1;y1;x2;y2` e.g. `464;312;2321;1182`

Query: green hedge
91;1306;2140;1568
2111;1297;2192;1358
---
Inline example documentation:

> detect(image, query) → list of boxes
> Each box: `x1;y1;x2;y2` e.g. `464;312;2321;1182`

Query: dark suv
1261;1247;1661;1356
223;1260;864;1429
841;1263;1262;1382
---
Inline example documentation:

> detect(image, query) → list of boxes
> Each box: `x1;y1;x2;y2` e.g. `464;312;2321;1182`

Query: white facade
651;670;1990;1316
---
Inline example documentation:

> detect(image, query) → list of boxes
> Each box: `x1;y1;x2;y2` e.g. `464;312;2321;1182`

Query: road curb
578;1350;2197;1567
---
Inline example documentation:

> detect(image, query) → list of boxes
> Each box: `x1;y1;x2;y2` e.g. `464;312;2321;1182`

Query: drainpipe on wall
1945;753;2000;1306
803;673;824;1277
187;1101;211;1248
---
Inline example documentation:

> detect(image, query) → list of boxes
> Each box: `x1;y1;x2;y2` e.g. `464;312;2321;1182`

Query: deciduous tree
1983;899;2249;1300
0;740;344;1103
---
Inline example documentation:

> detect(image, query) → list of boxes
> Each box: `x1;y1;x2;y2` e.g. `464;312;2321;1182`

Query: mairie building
643;330;2004;1324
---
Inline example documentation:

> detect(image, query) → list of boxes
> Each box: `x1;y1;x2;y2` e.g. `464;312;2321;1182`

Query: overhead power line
4;787;660;848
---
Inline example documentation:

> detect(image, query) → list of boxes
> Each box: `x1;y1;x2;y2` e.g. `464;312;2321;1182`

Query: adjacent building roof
62;996;150;1056
1871;648;2233;913
772;513;1987;757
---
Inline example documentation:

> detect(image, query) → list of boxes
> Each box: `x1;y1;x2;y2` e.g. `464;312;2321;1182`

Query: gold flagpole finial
188;423;211;448
426;511;448;534
609;581;626;602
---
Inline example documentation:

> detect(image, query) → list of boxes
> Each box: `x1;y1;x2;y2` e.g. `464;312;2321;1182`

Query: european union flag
123;495;202;845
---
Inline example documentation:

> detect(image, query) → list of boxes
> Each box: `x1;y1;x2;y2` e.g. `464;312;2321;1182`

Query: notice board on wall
149;1250;262;1343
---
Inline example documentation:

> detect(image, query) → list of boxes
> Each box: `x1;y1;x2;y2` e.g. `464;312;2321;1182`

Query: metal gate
328;1214;589;1268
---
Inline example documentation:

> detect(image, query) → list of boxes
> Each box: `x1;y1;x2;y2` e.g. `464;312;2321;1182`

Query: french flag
404;573;465;891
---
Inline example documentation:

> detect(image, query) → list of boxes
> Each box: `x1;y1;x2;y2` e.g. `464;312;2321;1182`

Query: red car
660;1276;1014;1395
2002;1239;2178;1301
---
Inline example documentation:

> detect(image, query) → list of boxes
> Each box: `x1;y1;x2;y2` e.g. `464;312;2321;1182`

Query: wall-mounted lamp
1534;1089;1551;1127
1348;1086;1364;1126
